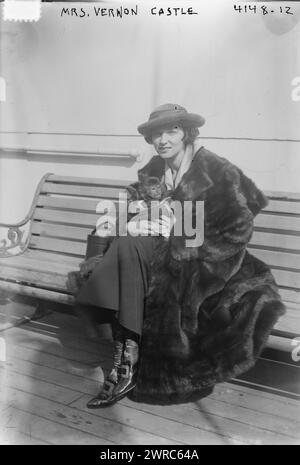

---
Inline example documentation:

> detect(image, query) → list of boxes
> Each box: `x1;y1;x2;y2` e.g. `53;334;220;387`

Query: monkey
126;176;168;204
136;176;168;203
126;176;175;236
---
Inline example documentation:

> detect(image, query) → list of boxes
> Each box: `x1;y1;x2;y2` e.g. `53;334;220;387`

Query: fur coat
128;146;285;404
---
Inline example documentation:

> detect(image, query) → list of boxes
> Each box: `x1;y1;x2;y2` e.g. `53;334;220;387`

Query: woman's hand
79;255;104;278
95;215;117;237
127;220;160;237
157;215;175;238
127;215;175;238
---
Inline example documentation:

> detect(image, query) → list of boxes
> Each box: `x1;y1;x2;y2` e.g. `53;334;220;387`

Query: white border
3;0;41;22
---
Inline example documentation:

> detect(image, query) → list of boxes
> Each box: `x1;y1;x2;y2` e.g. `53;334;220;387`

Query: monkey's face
148;184;163;200
141;177;165;200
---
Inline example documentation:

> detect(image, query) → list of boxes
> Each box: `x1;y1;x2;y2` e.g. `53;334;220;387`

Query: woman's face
151;126;185;160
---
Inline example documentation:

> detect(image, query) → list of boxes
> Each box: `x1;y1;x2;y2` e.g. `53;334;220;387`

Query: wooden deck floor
0;298;299;445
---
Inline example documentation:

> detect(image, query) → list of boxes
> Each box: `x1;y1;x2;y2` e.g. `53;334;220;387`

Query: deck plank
1;311;299;445
2;354;101;396
4;326;110;364
2;323;299;445
1;367;84;405
4;332;108;368
4;315;112;356
3;386;183;446
70;394;298;445
0;356;231;444
0;408;51;445
0;407;112;445
5;343;104;381
121;394;300;441
212;382;300;417
4;311;300;398
4;333;300;420
3;353;289;446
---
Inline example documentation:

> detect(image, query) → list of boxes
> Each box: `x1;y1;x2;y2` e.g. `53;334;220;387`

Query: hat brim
137;113;205;136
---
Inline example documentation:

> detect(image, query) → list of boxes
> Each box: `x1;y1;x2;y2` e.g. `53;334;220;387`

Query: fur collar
138;145;268;214
138;146;214;201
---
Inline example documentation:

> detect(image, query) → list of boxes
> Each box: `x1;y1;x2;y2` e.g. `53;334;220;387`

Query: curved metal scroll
0;172;54;257
0;226;25;256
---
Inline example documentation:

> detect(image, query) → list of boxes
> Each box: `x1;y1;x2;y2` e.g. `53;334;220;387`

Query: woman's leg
86;235;158;408
110;326;140;403
87;319;124;408
117;235;157;335
76;235;158;335
87;320;140;408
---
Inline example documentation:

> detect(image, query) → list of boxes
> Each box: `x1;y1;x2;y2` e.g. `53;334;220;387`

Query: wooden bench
0;173;299;350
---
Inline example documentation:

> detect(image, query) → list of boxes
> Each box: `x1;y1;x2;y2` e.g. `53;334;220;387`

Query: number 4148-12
234;5;293;15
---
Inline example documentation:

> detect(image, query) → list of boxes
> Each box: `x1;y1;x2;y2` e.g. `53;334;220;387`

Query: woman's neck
166;147;186;174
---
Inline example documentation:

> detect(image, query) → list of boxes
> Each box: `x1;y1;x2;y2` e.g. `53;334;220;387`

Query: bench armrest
0;173;53;257
0;224;31;257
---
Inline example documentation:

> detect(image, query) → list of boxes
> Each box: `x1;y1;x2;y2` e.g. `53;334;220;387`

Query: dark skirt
76;235;159;335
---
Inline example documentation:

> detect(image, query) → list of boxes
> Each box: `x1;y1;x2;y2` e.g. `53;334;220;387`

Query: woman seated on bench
75;103;285;408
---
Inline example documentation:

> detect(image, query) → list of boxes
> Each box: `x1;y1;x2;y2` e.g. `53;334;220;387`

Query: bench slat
33;208;98;227
44;184;300;199
0;280;74;304
254;214;300;233
3;250;82;266
37;196;101;212
29;237;86;256
272;269;300;289
2;248;299;293
248;248;300;271
275;288;299;304
48;174;131;188
250;231;300;251
32;222;91;241
38;195;300;215
0;252;80;274
264;200;300;216
34;213;300;246
38;198;300;233
274;305;300;334
11;248;300;290
0;270;297;308
42;182;125;199
0;266;69;292
37;196;122;213
264;191;300;201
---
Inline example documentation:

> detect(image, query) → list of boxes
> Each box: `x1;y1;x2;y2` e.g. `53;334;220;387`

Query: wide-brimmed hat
137;103;205;136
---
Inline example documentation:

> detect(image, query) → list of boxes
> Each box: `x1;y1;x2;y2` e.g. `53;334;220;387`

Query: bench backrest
29;174;128;257
248;191;300;305
29;174;300;305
